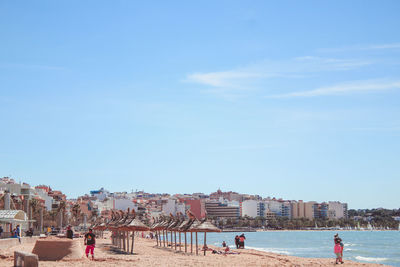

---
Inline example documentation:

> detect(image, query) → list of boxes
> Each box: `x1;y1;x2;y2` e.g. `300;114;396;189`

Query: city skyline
1;1;399;209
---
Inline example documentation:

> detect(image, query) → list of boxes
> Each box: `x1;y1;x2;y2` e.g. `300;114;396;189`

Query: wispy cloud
186;71;265;88
319;43;400;52
267;80;400;98
0;63;65;71
184;56;371;95
218;144;279;150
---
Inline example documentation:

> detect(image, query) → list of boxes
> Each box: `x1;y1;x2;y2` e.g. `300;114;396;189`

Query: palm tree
29;198;42;230
91;209;99;222
57;201;66;228
71;203;82;226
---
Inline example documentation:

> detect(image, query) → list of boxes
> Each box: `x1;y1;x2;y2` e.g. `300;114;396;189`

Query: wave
355;256;388;262
343;242;356;247
246;246;291;255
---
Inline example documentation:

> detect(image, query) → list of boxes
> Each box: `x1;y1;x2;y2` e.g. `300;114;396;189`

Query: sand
32;237;84;261
0;233;387;267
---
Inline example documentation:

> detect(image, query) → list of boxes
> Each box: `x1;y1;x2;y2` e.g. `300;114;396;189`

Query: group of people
220;233;246;252
234;234;246;249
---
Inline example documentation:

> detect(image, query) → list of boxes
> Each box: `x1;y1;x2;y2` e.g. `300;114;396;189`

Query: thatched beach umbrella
187;219;203;255
125;209;149;254
192;220;221;256
159;216;171;247
107;211;122;246
119;208;137;252
178;211;195;253
166;214;181;250
172;214;184;251
151;217;165;247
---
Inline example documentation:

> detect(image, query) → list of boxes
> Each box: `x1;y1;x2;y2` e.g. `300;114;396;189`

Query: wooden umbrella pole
179;232;181;251
131;231;135;254
174;231;177;250
170;231;173;248
123;231;126;251
163;230;166;247
166;230;169;247
127;231;129;252
203;232;206;256
195;232;198;255
184;232;187;253
191;232;193;254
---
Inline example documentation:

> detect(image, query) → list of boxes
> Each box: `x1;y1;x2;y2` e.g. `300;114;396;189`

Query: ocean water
190;231;400;266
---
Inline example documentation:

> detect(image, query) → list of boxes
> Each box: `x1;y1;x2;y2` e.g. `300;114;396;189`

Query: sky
0;1;399;209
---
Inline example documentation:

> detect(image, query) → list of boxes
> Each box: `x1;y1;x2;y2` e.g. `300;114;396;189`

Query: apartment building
205;201;240;219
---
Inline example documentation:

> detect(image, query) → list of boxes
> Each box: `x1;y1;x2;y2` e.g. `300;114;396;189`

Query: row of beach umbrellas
92;209;221;255
150;210;221;255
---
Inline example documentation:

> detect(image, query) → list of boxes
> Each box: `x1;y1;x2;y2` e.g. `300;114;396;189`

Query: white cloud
267;80;400;98
184;56;370;91
319;43;400;52
186;71;265;88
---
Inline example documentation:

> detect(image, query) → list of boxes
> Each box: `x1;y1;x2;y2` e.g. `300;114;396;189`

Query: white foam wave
246;246;291;255
355;256;388;262
343;242;356;247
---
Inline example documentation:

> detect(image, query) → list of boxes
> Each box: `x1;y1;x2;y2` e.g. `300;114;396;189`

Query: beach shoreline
0;234;387;267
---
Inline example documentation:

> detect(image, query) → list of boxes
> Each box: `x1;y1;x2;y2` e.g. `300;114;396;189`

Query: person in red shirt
239;233;246;249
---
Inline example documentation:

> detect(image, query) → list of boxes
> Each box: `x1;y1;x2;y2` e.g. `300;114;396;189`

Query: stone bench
14;251;38;267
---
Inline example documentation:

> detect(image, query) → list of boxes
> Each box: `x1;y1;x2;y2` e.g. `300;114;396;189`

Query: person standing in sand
84;228;96;260
239;233;246;249
234;235;239;249
16;225;21;243
66;225;73;239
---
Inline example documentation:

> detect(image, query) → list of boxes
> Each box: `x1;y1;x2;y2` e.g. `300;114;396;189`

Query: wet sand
0;234;386;266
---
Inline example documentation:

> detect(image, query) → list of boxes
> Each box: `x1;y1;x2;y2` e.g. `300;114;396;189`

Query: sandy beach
0;234;386;267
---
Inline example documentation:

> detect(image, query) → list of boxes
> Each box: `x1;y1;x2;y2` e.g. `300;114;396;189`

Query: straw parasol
125;209;149;254
177;212;193;253
191;220;221;256
187;218;203;255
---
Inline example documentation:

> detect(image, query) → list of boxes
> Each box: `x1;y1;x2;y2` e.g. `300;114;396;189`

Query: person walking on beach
84;228;96;260
234;235;240;249
222;241;226;247
16;225;21;243
334;239;343;264
334;234;344;261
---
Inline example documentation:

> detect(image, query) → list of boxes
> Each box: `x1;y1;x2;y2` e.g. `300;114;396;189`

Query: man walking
84;228;96;260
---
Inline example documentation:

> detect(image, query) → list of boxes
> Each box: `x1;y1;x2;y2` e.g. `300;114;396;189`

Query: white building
241;200;262;218
34;188;53;211
113;198;137;211
162;199;186;216
328;201;346;219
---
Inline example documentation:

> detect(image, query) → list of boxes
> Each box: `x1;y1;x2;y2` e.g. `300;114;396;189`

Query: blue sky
1;1;399;209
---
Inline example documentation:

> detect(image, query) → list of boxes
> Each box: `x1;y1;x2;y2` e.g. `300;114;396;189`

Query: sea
193;230;400;266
